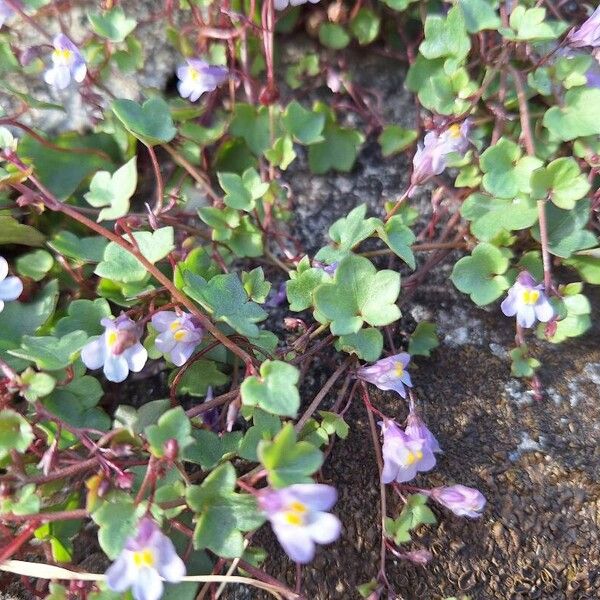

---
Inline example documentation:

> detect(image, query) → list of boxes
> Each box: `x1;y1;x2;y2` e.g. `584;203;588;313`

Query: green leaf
114;399;171;435
0;483;40;516
335;327;383;361
16;249;53;281
43;375;109;430
408;322;439;357
286;256;330;312
95;227;174;283
19;133;117;200
88;7;136;42
450;243;510;306
241;360;300;417
183;430;242;469
218;168;268;211
239;409;282;461
385;493;437;545
501;6;566;41
461;192;538;241
92;494;144;559
318;23;350;49
315;204;382;263
308;104;364;174
565;252;600;284
540;293;591;343
531;200;597;258
350;8;381;45
479;138;542;198
187;463;265;558
377;216;416;269
9;331;88;371
183;271;267;338
242;267;271;303
229;104;272;156
172;359;229;397
84;157;138;221
145;407;194;458
282;101;325;145
543;88;600;141
0;216;45;246
458;0;500;33
530;157;590;209
313;254;401;335
510;346;540;377
20;369;56;402
54;298;111;337
264;135;296;170
378;125;417;157
0;409;33;460
48;231;108;263
420;6;471;61
174;247;220;289
111;97;177;145
258;424;323;488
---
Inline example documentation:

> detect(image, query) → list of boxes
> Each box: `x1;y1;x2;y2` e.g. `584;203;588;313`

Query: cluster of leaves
0;0;599;598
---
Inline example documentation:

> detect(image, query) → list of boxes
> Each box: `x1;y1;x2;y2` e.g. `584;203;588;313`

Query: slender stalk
145;144;165;214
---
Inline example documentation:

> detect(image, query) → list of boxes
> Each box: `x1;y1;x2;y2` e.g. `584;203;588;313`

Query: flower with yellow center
132;548;155;568
53;48;73;63
521;288;540;305
283;500;308;526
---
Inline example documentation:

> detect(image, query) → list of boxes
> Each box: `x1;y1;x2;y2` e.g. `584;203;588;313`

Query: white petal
535;299;554;323
104;354;129;382
155;332;177;354
73;62;87;83
306;512;341;544
0;257;8;281
272;522;315;564
106;554;136;593
80;337;106;370
131;568;163;600
151;311;178;332
0;276;23;301
517;305;536;328
169;342;196;366
123;344;148;373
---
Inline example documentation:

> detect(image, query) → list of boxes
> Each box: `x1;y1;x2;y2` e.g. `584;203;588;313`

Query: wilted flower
356;352;413;398
397;549;433;565
411;121;471;186
380;420;435;484
151;311;203;366
81;315;147;383
430;484;486;518
259;484;341;563
0;1;14;28
0;256;23;313
500;271;553;328
274;0;320;10
44;34;86;89
405;412;442;454
176;59;228;102
567;6;600;48
106;517;186;600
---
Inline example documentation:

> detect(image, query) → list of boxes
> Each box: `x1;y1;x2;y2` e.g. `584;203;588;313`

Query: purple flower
405;412;442;454
380;420;436;484
44;34;86;89
259;484;341;564
0;0;14;28
274;0;320;10
106;517;186;600
151;311;203;367
500;271;554;329
430;484;486;519
411;121;471;186
356;352;413;398
81;315;148;383
265;282;287;308
567;6;600;48
176;59;228;102
0;256;23;313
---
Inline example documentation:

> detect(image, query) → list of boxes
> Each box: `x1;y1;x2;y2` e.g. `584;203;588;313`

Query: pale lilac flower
430;484;486;519
81;315;147;383
259;484;341;564
411;121;471;186
0;0;14;28
176;59;228;102
500;271;553;329
151;311;203;367
405;412;442;454
0;256;23;313
396;549;433;565
274;0;320;11
106;517;186;600
356;352;412;398
44;34;86;89
567;6;600;48
380;420;436;484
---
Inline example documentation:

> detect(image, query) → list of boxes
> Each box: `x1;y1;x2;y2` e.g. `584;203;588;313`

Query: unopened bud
164;438;179;461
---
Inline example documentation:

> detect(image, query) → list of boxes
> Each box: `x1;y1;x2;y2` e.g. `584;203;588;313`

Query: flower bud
430;484;486;518
164;438;179;461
